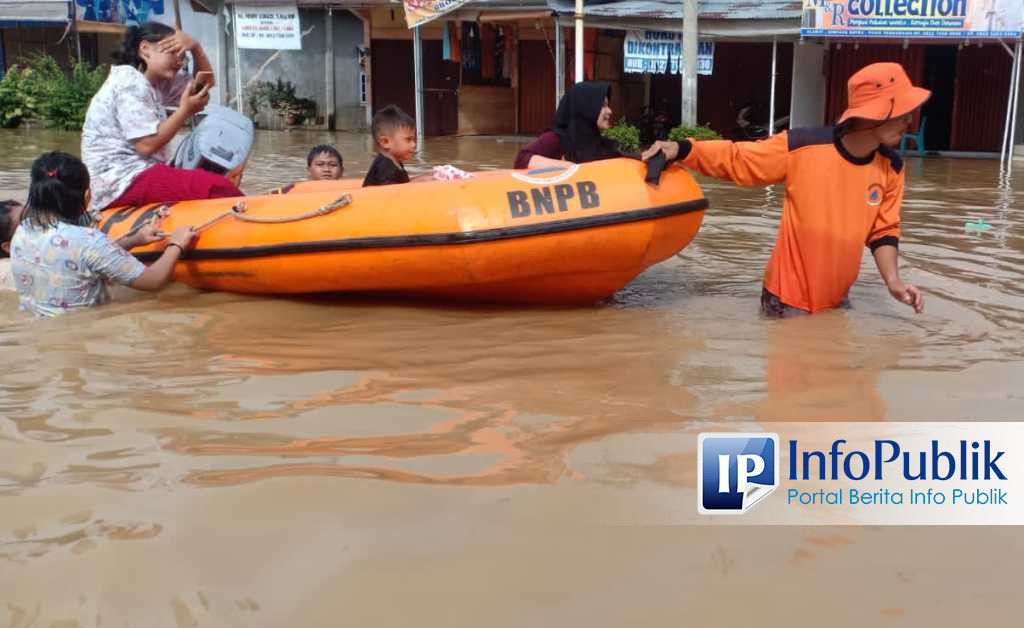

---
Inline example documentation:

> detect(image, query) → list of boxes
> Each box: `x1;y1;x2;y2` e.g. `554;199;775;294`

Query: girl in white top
82;22;242;211
9;152;197;317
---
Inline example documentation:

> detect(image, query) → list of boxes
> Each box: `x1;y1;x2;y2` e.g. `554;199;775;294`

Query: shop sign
235;5;302;50
801;0;1024;38
623;31;714;75
403;0;472;28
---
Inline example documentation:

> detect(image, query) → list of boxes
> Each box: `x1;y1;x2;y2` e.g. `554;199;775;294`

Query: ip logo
698;433;779;515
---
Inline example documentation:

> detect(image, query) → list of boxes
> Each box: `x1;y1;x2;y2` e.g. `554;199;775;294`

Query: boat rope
193;194;354;232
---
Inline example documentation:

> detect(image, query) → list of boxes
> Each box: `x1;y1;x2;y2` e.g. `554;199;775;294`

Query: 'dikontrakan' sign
403;0;471;29
235;5;302;50
623;31;715;75
801;0;1024;38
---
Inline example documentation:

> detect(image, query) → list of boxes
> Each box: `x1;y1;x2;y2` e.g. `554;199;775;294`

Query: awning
221;0;404;5
221;0;553;9
545;0;802;21
545;0;802;39
554;15;800;40
0;0;72;24
75;20;128;34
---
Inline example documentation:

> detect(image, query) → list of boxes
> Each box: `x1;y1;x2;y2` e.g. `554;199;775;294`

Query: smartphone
192;71;213;95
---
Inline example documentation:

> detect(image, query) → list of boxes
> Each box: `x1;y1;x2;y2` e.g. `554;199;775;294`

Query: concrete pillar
216;6;229;106
574;0;584;82
324;8;336;130
413;26;425;146
789;40;827;128
681;0;698;126
231;5;244;114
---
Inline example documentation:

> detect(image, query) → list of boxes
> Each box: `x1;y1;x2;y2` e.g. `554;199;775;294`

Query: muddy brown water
0;128;1022;626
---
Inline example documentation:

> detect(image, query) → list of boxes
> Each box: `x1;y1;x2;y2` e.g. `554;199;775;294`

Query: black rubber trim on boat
133;198;709;262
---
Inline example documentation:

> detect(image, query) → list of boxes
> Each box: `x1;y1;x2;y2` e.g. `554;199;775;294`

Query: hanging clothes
444;21;462;63
495;27;505;80
442;21;450;61
462;22;480;73
503;27;514;79
481;24;496;80
442;22;452;61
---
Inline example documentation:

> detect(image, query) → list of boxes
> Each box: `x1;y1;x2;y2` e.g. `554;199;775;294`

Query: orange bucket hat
839;62;931;124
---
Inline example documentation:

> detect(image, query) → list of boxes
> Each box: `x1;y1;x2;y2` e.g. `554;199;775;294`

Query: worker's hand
888;281;924;314
642;140;681;162
179;81;210;116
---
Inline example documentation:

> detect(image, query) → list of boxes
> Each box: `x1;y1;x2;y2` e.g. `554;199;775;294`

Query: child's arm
83;226;191;292
115;224;164;250
642;133;789;186
868;169;922;313
129;227;198;291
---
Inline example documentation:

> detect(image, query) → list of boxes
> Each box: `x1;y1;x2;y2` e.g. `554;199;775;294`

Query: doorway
921;45;957;151
370;38;459;136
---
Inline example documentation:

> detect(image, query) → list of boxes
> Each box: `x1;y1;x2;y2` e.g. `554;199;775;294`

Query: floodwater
1;128;1022;626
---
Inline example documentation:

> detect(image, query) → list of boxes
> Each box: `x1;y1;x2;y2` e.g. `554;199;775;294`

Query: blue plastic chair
900;116;927;156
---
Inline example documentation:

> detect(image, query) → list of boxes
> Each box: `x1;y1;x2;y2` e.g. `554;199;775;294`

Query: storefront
547;0;801;139
0;0;122;74
368;2;555;136
223;2;369;130
801;0;1024;155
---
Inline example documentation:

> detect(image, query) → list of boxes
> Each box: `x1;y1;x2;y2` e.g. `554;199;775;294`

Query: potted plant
601;117;641;152
248;79;317;127
668;124;722;142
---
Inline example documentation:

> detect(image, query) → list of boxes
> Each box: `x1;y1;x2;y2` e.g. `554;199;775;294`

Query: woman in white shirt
81;22;243;211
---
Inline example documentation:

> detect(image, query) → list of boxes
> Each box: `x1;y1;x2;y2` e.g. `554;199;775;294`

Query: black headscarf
552;81;621;163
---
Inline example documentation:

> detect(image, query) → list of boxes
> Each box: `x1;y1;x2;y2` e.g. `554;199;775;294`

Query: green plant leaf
668;124;722;142
601;117;641;153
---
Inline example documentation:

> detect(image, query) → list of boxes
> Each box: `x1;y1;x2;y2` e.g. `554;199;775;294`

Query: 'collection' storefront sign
403;0;472;28
801;0;1024;38
235;5;302;50
623;31;714;76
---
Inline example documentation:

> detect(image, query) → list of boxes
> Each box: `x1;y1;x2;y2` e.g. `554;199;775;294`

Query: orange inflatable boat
97;158;707;304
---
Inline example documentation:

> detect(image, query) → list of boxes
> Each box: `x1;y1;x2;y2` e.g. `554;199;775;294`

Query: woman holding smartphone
81;22;243;211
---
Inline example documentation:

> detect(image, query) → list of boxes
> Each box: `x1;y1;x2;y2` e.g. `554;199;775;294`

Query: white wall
789;40;827;128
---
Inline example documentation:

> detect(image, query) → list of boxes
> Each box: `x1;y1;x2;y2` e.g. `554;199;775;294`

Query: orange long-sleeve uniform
680;127;904;313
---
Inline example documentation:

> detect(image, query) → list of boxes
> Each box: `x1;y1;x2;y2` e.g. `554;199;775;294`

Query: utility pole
574;0;584;82
413;26;425;148
681;0;698;126
325;8;335;131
